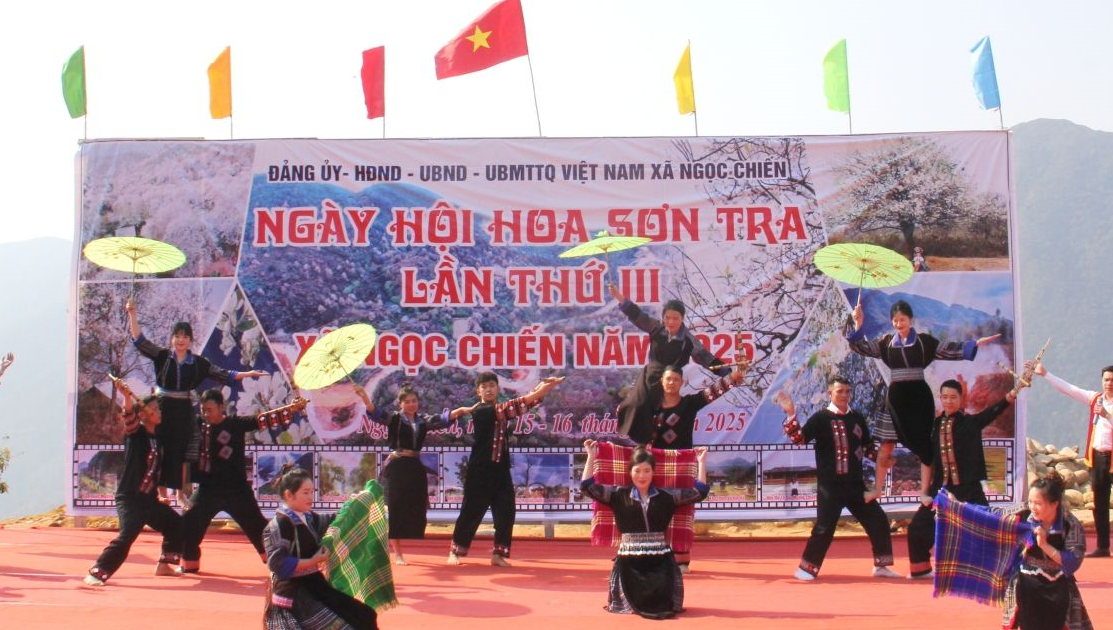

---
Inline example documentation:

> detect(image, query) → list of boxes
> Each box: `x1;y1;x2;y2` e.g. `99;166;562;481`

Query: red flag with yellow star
434;0;528;80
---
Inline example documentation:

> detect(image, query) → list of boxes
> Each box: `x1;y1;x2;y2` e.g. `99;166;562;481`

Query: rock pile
1027;438;1093;509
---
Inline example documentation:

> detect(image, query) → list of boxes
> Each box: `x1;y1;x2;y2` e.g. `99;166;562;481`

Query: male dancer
180;389;268;572
778;376;899;580
1029;360;1113;557
645;364;745;450
447;373;562;566
85;394;183;586
907;379;1015;578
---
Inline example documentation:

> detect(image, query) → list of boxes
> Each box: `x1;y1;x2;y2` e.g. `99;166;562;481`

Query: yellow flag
673;43;695;115
208;47;232;119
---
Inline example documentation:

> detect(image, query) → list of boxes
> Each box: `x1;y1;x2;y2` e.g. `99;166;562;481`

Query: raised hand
583;439;599;457
1025;359;1047;377
352;384;372;407
695;446;709;463
608;282;626;303
773;390;795;417
852;303;864;330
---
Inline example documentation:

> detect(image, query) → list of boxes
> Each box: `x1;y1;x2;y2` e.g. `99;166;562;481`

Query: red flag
361;46;385;120
434;0;528;80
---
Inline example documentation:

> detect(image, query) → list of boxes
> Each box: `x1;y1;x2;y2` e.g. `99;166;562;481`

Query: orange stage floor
2;526;1111;629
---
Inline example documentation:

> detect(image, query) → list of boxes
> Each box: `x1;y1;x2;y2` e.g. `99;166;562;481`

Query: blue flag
970;37;1000;110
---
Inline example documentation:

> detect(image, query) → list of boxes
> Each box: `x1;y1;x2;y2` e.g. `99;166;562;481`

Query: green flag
62;46;86;119
823;39;850;113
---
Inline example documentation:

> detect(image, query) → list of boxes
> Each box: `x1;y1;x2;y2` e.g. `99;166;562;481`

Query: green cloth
321;480;397;613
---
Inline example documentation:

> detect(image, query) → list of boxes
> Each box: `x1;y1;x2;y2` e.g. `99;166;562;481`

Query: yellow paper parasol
293;323;378;390
559;230;652;282
83;236;187;275
813;242;913;306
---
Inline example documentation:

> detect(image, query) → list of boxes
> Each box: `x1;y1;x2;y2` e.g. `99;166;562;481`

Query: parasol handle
856;268;866;308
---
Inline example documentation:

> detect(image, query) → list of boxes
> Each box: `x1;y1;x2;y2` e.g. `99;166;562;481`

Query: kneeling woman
580;440;709;619
1003;470;1093;630
263;466;379;630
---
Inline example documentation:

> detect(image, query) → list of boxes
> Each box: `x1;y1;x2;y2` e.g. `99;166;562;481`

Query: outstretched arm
976;334;1002;347
1029;361;1100;407
521;376;565;406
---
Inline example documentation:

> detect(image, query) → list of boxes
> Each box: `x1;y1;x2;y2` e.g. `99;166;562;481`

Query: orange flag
208;47;232;119
434;0;528;80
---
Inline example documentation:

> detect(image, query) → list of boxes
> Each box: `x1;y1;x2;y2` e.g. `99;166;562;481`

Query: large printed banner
70;133;1021;519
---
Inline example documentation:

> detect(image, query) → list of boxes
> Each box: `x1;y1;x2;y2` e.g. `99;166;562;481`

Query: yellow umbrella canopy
813;242;913;304
83;236;186;275
558;230;652;259
293;323;378;390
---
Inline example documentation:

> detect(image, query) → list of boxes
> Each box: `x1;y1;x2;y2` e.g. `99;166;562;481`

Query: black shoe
1086;548;1110;558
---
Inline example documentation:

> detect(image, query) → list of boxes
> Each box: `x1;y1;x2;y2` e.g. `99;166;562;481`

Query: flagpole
997;107;1004;130
846;43;853;135
525;53;543;137
229;115;234;140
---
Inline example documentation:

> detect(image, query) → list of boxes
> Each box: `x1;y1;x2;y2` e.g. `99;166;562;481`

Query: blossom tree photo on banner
69;132;1019;519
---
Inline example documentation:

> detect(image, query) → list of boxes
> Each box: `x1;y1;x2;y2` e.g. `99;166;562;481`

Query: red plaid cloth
589;442;697;553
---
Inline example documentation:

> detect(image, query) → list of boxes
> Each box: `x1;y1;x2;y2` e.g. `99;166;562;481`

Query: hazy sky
3;0;1110;244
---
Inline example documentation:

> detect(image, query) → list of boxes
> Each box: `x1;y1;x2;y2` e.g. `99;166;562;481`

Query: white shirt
1044;370;1113;452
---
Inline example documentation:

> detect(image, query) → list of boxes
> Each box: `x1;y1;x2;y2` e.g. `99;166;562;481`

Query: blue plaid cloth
933;489;1031;606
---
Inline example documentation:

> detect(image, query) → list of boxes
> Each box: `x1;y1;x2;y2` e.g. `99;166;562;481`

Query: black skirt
887;380;935;464
379;455;429;539
607;532;683;619
155;397;198;490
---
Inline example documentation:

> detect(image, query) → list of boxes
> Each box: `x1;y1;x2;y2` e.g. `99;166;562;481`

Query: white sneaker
490;554;511;567
83;574;106;587
794;568;816;581
872;566;901;579
677;563;690;574
446;552;461;566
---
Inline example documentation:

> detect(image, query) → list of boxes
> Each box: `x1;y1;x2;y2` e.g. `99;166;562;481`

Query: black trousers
907;482;989;568
1091;450;1111;550
91;492;182;579
451;462;515;556
799;482;892;575
181;484;267;562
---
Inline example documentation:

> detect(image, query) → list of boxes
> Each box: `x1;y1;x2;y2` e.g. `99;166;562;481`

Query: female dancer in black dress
1003;470;1092;630
846;299;998;502
262;466;379;630
354;384;467;565
580;439;709;619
